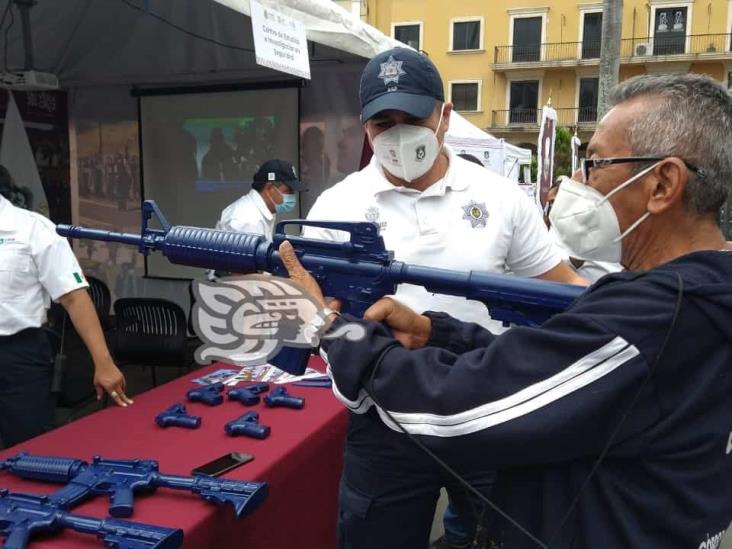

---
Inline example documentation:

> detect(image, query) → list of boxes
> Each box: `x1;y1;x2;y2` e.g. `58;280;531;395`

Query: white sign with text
250;0;310;80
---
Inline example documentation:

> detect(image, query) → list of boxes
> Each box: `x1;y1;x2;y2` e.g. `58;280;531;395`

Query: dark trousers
337;412;495;549
0;328;54;448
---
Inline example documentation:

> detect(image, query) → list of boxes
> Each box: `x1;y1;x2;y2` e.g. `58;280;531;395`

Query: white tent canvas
213;0;401;59
446;112;531;182
2;0;398;88
0;91;47;215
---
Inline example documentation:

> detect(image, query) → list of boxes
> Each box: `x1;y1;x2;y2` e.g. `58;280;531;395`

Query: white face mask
370;107;444;182
549;161;659;262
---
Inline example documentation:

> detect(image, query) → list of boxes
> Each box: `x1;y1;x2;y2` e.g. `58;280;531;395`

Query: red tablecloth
0;358;348;548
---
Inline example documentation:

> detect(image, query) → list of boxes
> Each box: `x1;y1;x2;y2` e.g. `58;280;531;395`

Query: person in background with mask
214;159;305;238
208;160;305;280
545;177;623;283
281;73;732;548
303;47;585;549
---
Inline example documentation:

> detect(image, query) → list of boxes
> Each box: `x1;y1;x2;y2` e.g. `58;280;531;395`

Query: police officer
208;159;306;280
214;159;306;238
303;47;585;548
0;172;131;448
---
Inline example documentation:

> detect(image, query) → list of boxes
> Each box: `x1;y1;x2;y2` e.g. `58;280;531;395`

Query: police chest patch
365;206;387;232
461;201;489;228
365;206;379;222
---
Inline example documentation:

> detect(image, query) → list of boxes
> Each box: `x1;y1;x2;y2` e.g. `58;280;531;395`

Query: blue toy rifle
0;489;183;549
0;453;267;519
56;200;583;373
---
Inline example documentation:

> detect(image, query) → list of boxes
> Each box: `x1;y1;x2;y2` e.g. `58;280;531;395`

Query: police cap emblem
377;55;406;86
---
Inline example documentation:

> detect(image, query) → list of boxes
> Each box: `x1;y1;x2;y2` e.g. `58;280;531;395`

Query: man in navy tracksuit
281;74;732;547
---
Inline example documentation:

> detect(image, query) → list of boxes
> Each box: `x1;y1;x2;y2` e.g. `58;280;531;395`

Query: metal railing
494;33;732;65
495;40;598;64
490;107;598;129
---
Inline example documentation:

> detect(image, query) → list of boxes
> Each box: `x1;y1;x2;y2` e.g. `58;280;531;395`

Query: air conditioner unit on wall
634;42;651;56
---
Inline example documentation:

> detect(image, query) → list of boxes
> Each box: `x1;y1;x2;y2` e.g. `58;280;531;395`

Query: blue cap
360;47;444;123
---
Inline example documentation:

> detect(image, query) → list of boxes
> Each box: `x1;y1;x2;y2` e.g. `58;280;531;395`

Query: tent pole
14;0;36;70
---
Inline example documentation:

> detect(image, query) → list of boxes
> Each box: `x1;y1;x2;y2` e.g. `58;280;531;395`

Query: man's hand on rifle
363;298;431;350
278;240;329;309
279;241;431;349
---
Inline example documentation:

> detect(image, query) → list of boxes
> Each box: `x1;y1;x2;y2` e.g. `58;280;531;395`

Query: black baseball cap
252;159;307;191
360;47;445;123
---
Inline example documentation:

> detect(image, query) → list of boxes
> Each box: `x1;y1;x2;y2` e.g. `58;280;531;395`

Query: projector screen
140;86;299;279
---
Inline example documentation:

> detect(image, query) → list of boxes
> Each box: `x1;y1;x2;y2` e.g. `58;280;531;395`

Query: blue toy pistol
155;403;201;429
264;387;304;409
225;412;270;440
186;382;224;406
228;383;270;406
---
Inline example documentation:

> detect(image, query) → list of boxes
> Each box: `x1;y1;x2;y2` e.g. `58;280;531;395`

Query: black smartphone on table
192;452;254;477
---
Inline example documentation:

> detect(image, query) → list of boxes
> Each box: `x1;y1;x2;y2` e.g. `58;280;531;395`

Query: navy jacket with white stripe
321;250;732;548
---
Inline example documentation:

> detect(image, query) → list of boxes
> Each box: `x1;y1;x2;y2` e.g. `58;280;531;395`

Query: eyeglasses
580;156;706;183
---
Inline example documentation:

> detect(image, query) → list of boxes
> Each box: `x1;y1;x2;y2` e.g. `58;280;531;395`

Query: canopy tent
502;140;532;181
0;0;534;286
0;0;404;293
446;112;532;182
0;0;400;217
1;0;399;88
213;0;399;59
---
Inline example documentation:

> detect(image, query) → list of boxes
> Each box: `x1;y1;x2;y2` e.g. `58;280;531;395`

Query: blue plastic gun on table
0;453;268;519
56;200;584;374
0;489;183;549
225;412;270;439
228;382;270;406
186;382;225;406
155;403;201;429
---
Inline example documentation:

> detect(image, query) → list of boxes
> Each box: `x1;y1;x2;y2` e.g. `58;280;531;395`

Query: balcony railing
494;33;732;65
490;107;598;129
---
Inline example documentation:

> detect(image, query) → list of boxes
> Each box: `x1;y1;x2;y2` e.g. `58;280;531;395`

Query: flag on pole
0;90;48;215
536;103;557;212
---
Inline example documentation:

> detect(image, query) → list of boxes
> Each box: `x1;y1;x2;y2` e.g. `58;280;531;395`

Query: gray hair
609;73;732;216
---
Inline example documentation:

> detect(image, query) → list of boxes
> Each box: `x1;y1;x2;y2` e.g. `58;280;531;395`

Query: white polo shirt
215;189;274;240
0;194;88;335
304;146;562;330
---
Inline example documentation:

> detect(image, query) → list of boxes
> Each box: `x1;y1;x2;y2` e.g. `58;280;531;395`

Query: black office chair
113;298;191;387
86;275;112;330
188;280;198;337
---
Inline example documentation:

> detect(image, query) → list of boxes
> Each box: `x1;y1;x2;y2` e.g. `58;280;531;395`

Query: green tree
530;127;573;182
554;127;573;178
